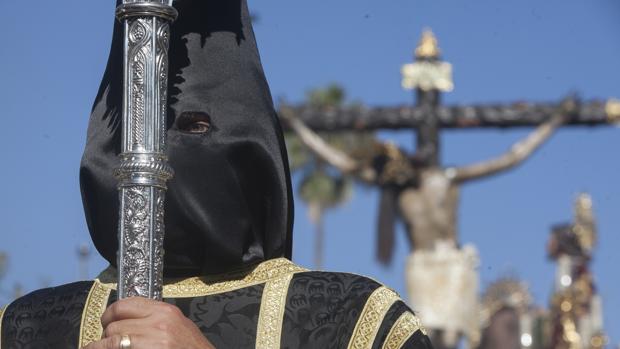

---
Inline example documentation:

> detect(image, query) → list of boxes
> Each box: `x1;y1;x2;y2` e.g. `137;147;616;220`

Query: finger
103;319;150;338
82;334;123;349
84;334;171;349
101;297;161;327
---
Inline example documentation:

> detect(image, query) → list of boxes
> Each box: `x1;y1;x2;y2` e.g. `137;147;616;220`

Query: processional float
281;30;617;349
114;0;177;300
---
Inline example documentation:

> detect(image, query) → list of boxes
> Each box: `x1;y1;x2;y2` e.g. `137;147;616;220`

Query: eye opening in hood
176;111;214;134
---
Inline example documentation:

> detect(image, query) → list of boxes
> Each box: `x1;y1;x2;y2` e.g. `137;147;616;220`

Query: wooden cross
279;30;617;349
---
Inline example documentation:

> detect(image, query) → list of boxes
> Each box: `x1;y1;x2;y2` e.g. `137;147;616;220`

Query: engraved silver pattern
115;0;177;301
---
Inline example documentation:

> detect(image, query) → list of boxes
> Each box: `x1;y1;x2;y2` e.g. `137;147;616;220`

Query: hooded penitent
80;0;293;277
1;3;435;348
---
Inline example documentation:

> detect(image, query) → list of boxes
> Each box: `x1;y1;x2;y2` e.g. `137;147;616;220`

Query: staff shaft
114;0;177;300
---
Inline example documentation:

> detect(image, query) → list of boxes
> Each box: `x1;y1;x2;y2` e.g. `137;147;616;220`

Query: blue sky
0;0;618;345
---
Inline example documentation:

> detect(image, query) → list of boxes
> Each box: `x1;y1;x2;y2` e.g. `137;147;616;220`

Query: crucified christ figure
280;95;566;349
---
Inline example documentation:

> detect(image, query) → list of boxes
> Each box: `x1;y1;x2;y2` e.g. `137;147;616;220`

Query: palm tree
285;84;376;269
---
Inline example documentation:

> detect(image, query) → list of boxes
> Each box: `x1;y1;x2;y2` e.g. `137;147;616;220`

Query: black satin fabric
80;0;293;277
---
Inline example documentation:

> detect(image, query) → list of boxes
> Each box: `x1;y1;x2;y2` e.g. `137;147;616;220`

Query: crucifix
279;30;617;349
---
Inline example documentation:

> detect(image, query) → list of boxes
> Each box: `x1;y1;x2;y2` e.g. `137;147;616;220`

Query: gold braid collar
96;258;307;298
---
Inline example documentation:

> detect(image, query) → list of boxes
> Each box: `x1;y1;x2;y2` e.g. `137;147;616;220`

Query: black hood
80;0;293;277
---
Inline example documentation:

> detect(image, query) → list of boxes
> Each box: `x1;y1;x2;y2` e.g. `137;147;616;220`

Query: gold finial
605;98;620;123
415;29;441;59
402;28;452;91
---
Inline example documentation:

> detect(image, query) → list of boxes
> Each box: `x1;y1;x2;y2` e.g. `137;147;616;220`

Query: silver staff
114;0;177;300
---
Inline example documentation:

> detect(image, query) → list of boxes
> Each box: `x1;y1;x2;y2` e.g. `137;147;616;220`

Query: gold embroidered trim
255;273;296;349
382;311;426;349
97;258;308;298
78;281;112;347
347;287;400;349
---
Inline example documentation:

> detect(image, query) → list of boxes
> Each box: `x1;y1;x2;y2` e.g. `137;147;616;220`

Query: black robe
1;258;432;348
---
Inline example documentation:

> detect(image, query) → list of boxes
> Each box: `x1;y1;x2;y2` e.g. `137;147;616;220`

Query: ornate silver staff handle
114;0;177;300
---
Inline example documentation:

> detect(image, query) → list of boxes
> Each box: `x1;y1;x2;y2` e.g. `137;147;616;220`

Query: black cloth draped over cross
0;0;433;348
